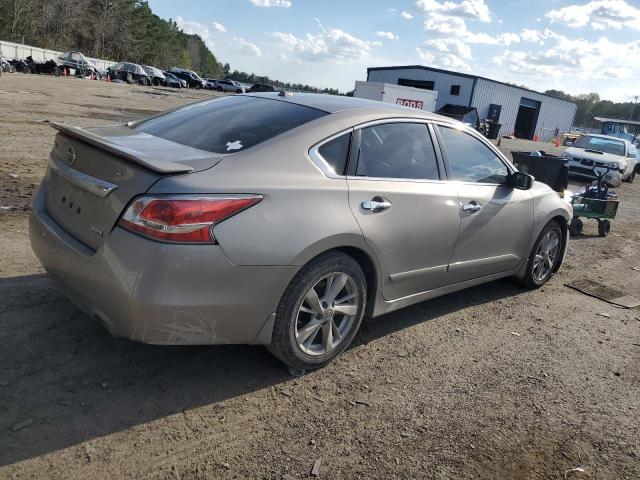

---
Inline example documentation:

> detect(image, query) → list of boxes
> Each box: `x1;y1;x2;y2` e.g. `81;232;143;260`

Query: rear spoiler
50;122;193;174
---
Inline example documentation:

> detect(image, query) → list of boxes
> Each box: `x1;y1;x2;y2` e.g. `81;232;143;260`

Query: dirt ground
1;73;639;480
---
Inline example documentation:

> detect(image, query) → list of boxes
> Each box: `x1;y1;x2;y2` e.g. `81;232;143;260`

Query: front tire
518;220;563;289
268;251;367;370
626;169;635;183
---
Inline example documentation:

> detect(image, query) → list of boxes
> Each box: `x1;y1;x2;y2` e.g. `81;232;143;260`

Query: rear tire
517;220;563;289
569;218;583;237
268;251;367;371
598;219;610;237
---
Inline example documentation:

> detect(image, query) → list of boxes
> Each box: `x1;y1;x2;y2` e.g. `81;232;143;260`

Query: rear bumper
29;185;294;345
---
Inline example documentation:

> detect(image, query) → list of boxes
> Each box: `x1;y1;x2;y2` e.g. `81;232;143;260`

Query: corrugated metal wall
367;67;577;140
367;68;474;110
0;40;113;71
471;78;577;141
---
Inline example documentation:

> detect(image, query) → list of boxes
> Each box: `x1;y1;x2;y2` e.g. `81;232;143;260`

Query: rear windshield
574;136;625;156
135;96;327;153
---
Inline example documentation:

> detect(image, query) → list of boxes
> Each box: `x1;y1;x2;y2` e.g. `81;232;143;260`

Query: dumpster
511;151;568;192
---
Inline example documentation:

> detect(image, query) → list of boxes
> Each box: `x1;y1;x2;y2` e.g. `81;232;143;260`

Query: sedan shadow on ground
0;272;526;466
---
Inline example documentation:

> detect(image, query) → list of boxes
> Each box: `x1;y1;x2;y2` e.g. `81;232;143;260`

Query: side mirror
510;171;534;190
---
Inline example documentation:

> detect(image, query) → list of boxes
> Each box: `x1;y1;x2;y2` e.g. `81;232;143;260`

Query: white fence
0;40;113;71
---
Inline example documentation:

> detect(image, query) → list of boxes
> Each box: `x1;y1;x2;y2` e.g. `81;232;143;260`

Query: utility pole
630;95;639;121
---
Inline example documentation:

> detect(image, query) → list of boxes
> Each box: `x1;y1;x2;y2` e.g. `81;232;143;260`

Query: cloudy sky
148;0;640;101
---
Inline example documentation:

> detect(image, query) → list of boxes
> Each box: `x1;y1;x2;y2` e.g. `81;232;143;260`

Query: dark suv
169;68;206;89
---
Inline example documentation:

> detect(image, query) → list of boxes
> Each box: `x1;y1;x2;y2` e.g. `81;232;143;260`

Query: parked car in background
214;79;245;93
30;93;572;371
108;62;150;85
248;83;276;93
163;72;184;88
57;50;102;78
205;78;218;90
169;67;206;89
142;66;166;86
564;134;636;185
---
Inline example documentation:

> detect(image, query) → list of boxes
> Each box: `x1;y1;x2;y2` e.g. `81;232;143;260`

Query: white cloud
545;0;640;30
175;16;211;41
271;28;379;62
175;16;216;51
401;10;414;19
231;37;262;57
520;28;554;45
493;33;640;81
250;0;291;6
424;14;519;45
415;0;491;22
417;38;472;70
376;31;399;40
212;21;226;33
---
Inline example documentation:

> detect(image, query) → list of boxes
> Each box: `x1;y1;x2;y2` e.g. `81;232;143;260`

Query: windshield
135;96;327;154
574;136;625;156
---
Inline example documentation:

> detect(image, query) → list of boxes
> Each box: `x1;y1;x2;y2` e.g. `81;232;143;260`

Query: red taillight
118;195;262;243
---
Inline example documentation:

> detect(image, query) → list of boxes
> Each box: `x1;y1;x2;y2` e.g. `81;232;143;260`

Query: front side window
317;133;351;175
136;96;327;154
356;123;440;180
439;126;509;184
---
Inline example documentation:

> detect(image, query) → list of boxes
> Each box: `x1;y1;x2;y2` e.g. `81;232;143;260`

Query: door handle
462;201;483;213
361;197;392;213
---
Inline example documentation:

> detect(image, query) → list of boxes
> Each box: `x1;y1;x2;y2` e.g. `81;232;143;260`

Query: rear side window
318;133;351;175
356;123;440;180
439;126;508;184
136;96;327;154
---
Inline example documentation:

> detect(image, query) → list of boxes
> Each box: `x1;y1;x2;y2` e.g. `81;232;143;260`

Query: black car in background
248;83;276;93
108;62;150;85
169;67;206;89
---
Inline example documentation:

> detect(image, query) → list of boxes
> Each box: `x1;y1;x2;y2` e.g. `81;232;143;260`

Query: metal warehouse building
367;65;577;141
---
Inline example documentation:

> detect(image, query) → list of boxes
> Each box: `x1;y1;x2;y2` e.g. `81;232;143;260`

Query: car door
346;121;461;301
435;124;534;285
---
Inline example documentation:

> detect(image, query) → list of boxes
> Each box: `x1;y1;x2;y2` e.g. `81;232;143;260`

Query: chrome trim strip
448;254;520;272
353;117;458;130
308;127;354;179
389;264;448;282
346;175;450;185
49;154;119;198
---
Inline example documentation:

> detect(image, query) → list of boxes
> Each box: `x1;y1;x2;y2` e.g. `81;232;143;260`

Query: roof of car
243;92;443;119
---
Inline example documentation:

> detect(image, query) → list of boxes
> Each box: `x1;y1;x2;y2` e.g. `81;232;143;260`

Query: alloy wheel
294;272;359;356
532;230;559;283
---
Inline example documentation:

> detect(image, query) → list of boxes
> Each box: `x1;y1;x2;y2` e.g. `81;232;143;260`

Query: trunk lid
44;123;224;250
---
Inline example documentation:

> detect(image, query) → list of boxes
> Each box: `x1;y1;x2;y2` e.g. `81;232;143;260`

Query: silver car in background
213;79;246;93
30;94;572;370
